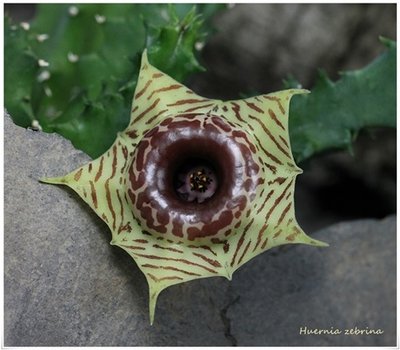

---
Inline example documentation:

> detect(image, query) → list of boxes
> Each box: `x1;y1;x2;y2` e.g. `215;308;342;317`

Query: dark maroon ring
127;113;262;241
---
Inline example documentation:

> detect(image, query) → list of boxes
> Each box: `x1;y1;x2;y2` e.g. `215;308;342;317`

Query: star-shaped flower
42;51;327;324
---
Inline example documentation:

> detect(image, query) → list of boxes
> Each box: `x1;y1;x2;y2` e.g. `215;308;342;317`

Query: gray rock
4;113;396;346
4;113;230;346
229;215;396;346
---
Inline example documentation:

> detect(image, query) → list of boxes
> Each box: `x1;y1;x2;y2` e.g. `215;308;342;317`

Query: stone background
4;114;397;345
4;3;397;346
4;115;397;345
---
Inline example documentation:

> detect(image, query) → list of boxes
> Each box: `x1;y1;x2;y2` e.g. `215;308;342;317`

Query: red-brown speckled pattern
127;113;264;241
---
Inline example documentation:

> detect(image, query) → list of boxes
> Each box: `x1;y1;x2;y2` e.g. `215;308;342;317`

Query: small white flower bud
37;34;49;42
38;59;49;67
95;14;106;24
69;6;79;16
195;42;205;51
67;52;79;63
31;120;42;131
37;70;51;83
20;22;30;30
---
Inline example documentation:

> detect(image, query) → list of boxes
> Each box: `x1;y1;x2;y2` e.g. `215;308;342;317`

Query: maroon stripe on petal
89;180;98;209
132;98;161;124
263;95;285;114
245;101;264;114
268;109;285;131
147;273;183;282
192;252;222;267
147;84;182;100
256;189;275;215
187;245;217;257
265;180;293;221
133;253;219;274
119;244;146;250
276;202;292;227
153;244;183;254
110;145;117;179
135;79;152;99
167;98;209;107
145;109;169;125
230;102;246;122
74;168;83;181
237;240;251;265
142;264;202;277
105;179;117;231
230;218;254;267
253;223;268;252
248;115;291;158
252;133;283;165
95;157;104;182
184;102;215;113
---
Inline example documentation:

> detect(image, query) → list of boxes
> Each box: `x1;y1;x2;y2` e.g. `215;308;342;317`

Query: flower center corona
176;164;218;203
127;113;261;241
190;169;211;192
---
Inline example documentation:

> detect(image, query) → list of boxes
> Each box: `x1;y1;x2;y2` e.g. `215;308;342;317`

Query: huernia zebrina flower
42;51;328;324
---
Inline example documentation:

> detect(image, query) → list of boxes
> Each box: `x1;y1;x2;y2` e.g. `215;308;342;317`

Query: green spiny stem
5;4;225;158
287;38;396;163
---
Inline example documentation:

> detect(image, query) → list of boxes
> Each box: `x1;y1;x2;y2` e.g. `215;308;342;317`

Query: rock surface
4;114;396;346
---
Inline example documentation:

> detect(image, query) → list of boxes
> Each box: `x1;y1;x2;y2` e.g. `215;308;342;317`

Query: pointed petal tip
308;237;329;248
141;49;149;65
223;269;233;281
273;88;310;102
265;88;310;99
149;296;157;325
294;165;303;174
148;282;162;326
39;176;67;185
290;88;310;95
295;230;329;248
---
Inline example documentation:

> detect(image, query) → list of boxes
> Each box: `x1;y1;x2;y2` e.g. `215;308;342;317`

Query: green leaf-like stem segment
288;38;396;162
41;51;328;324
5;4;224;158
